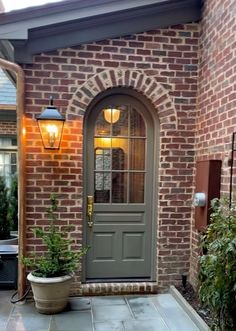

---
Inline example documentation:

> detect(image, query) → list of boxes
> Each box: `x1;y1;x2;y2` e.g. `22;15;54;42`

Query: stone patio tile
152;293;200;331
5;313;51;331
68;297;91;311
50;311;92;331
0;290;14;331
126;296;163;320
92;296;126;306
12;301;37;314
123;319;169;331
0;303;13;330
92;304;133;322
94;321;125;331
1;291;203;331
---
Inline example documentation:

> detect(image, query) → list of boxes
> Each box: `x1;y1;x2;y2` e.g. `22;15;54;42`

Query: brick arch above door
68;69;178;130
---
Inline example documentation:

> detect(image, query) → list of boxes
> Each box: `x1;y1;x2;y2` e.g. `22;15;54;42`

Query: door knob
87;196;94;228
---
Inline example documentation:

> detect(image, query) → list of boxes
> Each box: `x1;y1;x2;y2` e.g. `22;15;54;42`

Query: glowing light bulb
46;124;58;147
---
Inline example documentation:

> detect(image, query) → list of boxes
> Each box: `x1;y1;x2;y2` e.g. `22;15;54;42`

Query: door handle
87;196;94;228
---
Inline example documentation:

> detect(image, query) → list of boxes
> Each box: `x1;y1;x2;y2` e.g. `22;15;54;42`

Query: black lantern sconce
36;98;65;150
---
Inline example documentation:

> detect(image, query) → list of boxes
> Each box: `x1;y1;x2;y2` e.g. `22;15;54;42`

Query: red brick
22;24;201;293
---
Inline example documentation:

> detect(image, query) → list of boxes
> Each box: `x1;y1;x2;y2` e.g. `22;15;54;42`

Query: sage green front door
85;93;155;281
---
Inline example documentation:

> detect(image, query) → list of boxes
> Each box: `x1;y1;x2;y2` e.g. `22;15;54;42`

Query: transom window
94;104;146;204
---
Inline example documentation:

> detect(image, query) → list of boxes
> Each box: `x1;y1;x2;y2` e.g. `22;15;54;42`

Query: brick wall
0;121;17;135
190;0;236;288
23;24;199;293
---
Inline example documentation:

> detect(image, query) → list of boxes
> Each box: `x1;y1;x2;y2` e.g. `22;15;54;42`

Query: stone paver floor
0;290;202;331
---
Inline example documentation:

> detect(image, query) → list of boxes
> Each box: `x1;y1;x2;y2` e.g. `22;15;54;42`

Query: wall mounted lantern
103;108;120;124
36;98;65;150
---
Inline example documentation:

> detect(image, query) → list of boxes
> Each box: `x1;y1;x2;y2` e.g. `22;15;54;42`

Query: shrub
0;176;12;240
22;193;88;277
8;174;18;232
199;197;236;331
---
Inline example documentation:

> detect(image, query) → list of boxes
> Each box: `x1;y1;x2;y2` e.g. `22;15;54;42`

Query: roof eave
0;0;202;64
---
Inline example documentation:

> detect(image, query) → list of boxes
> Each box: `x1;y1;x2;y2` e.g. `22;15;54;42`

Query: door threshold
81;281;158;296
86;278;151;283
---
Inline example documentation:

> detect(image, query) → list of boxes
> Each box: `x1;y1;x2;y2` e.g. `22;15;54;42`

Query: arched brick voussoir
68;69;178;130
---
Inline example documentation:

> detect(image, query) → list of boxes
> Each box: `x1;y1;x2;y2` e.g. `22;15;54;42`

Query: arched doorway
84;89;157;281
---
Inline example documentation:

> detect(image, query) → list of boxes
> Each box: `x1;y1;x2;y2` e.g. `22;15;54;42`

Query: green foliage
22;194;88;278
199;197;236;331
7;174;18;231
0;176;12;240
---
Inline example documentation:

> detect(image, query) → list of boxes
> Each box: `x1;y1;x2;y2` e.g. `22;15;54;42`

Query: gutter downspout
0;58;26;298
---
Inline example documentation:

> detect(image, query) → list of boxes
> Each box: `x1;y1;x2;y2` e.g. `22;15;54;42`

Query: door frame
82;87;159;283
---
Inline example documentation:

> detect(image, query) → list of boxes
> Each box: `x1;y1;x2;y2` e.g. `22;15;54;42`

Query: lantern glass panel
38;119;64;149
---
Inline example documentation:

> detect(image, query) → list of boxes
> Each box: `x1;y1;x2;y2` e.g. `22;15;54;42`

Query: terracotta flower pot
27;272;74;314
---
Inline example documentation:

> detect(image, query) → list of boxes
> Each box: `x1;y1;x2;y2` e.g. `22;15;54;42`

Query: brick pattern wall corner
23;24;199;294
189;0;236;289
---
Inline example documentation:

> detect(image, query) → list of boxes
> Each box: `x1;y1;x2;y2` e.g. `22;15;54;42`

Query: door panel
93;233;115;260
85;94;154;280
123;233;145;259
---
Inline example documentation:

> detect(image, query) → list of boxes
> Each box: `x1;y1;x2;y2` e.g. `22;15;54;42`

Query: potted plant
199;197;236;331
22;193;88;314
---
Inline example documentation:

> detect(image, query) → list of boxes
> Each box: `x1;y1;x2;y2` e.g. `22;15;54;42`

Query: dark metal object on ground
0;245;18;288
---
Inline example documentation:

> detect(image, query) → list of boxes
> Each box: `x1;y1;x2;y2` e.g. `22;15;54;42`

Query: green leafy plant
22;194;88;277
0;176;12;240
199;197;236;331
7;174;18;232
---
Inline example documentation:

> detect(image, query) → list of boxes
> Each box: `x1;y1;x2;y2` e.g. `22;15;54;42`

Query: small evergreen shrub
0;176;12;240
8;174;18;231
199;197;236;331
22;193;88;277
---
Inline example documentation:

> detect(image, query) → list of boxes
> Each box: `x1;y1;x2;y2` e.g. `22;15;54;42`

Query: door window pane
94;137;112;150
130;108;146;137
129;173;145;203
95;148;111;171
112;140;128;170
112;107;128;137
94;111;111;136
112;172;127;203
95;172;111;203
95;172;111;191
130;139;145;170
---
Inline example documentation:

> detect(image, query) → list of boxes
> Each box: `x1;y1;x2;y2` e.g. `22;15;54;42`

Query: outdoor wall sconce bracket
36;97;65;150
